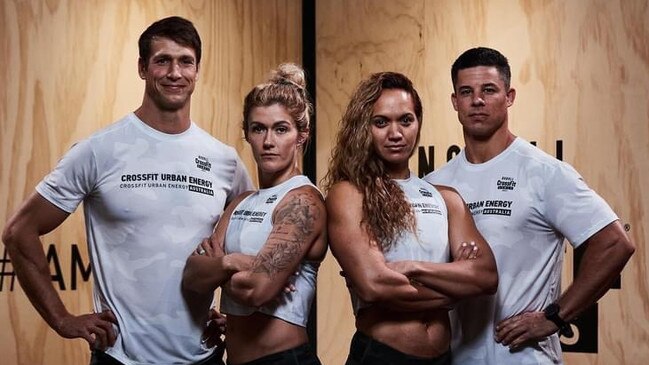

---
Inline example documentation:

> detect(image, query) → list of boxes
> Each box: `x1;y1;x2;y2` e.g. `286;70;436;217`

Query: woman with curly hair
324;72;498;364
183;63;326;365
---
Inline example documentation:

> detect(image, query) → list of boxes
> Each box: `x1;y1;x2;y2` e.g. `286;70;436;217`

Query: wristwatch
543;303;574;338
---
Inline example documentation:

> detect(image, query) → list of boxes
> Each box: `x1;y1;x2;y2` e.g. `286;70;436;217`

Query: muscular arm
558;221;635;320
183;192;255;294
327;182;453;312
496;220;635;349
390;186;498;298
2;192;116;349
223;186;326;307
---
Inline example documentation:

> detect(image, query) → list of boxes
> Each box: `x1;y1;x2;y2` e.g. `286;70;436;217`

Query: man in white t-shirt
2;17;252;365
424;47;635;365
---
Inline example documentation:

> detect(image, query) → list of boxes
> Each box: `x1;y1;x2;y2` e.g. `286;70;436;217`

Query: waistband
349;331;451;364
227;343;320;365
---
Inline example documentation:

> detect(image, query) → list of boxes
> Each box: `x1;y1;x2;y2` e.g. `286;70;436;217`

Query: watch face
544;303;559;317
544;303;574;338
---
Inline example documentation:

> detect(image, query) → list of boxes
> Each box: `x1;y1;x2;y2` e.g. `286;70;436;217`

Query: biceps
448;214;490;258
251;195;323;279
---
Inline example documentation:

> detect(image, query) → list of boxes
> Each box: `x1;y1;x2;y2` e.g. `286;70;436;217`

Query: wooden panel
3;0;648;364
315;1;649;364
0;1;301;364
315;2;427;364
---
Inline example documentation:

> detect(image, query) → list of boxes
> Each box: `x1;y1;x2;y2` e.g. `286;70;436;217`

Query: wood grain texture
315;1;649;364
0;1;301;364
3;0;648;364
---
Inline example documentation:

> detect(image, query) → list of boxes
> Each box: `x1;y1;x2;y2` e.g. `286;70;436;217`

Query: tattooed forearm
251;192;321;278
252;240;302;277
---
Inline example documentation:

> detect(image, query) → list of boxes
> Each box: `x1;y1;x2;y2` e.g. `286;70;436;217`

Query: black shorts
90;348;225;365
345;331;451;365
228;343;321;365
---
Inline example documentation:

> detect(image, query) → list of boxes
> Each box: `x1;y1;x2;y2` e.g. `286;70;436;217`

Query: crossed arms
326;182;497;312
183;186;327;307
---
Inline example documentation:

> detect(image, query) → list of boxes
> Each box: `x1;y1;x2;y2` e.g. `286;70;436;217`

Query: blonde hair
242;63;312;143
323;72;423;251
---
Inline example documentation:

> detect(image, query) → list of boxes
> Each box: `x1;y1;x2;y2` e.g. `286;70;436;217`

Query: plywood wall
0;1;301;364
315;1;649;364
2;0;648;364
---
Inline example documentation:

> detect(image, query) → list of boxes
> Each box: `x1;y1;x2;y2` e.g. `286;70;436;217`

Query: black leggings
345;331;452;365
228;343;321;365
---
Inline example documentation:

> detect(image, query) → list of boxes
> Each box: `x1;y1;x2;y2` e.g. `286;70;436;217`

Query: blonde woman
183;64;325;365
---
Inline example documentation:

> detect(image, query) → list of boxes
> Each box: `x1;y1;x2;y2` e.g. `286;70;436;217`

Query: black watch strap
543;303;574;338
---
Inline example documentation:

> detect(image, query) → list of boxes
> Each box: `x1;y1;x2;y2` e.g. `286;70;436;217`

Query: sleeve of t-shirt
227;155;254;203
35;139;97;214
543;162;618;248
423;171;438;185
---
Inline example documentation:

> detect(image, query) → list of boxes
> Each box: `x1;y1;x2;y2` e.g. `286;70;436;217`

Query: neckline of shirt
392;171;414;183
460;137;524;170
256;175;307;194
129;113;195;140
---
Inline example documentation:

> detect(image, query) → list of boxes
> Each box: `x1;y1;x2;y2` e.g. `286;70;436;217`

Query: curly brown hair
323;72;423;251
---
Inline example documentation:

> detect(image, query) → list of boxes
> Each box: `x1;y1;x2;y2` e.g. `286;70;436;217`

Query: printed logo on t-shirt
497;176;517;191
411;202;443;215
231;209;267;223
118;172;214;196
418;188;433;197
195;156;212;172
466;200;513;216
266;195;278;204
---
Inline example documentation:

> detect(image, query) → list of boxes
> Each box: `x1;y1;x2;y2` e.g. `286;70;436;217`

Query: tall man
425;47;635;364
2;16;252;365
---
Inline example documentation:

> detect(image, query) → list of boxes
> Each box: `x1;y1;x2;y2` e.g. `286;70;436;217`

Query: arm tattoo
251;191;320;278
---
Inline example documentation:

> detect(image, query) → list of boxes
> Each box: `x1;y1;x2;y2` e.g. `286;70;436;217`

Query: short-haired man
2;16;252;365
425;47;635;364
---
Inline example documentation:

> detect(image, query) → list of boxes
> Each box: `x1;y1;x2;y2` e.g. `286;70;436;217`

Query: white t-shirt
424;137;617;365
352;174;450;314
37;113;253;365
220;175;320;327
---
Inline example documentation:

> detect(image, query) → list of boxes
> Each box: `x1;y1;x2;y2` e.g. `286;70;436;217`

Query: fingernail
470;241;476;246
462;242;467;247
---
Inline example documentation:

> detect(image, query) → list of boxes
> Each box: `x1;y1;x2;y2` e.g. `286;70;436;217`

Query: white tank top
220;175;320;327
352;174;450;314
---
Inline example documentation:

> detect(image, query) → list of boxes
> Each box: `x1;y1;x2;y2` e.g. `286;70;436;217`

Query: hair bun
270;63;306;89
